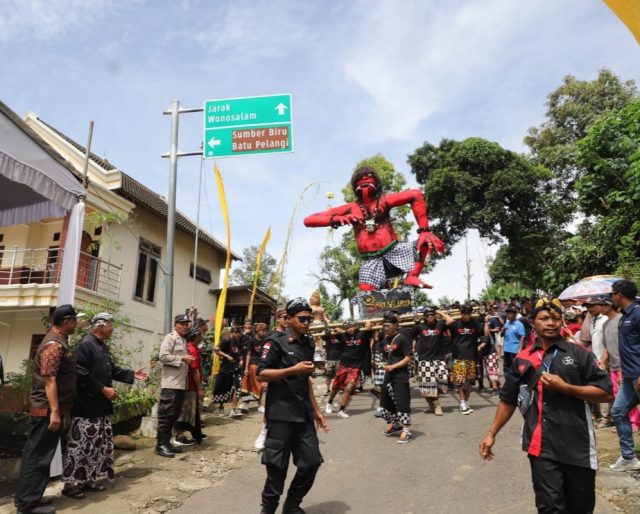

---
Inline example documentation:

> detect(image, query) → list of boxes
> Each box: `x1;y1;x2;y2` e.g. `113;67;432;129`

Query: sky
1;0;638;310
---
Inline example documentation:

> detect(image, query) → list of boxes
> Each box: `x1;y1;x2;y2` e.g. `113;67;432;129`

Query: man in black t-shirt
323;326;344;395
325;321;372;419
451;305;488;415
213;326;243;416
379;312;414;444
412;307;454;415
240;323;267;412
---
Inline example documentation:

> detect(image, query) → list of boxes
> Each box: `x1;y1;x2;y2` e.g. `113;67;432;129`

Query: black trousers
261;419;323;510
157;388;185;445
15;416;62;511
503;351;516;372
529;456;595;514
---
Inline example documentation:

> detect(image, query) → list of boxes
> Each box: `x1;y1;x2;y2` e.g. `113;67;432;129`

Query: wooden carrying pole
309;306;486;336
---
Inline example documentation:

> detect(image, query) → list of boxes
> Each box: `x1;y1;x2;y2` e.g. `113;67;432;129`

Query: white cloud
341;1;507;140
169;0;316;58
0;0;138;42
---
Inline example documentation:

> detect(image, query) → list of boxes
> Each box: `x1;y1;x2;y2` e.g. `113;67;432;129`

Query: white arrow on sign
208;137;221;148
275;103;288;115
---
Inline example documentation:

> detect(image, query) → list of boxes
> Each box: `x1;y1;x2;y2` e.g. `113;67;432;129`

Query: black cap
423;306;436;316
52;304;79;325
383;312;399;324
505;306;518;313
174;314;191;324
194;317;207;326
460;305;473;314
186;327;201;340
286;297;312;316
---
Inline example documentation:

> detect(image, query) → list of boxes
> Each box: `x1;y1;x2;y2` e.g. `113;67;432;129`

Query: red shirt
186;341;202;391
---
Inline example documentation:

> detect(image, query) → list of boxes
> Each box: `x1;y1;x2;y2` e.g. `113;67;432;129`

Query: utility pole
464;235;473;303
162;101;204;334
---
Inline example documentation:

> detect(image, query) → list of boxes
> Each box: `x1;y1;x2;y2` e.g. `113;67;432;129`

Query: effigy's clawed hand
331;214;363;228
417;230;445;255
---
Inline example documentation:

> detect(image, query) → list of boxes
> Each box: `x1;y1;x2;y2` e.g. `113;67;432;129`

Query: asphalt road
173;383;618;514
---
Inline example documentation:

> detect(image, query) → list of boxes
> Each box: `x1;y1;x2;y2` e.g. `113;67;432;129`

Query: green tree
543;99;640;291
413;289;431;307
230;245;277;289
408;137;561;288
314;155;416;314
524;69;637;208
317;283;344;321
479;280;533;303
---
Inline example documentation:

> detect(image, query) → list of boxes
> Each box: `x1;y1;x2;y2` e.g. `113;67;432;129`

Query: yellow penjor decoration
248;227;272;320
212;163;232;376
604;0;640;44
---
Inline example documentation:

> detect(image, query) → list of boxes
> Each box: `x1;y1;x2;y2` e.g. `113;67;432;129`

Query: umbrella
558;275;623;301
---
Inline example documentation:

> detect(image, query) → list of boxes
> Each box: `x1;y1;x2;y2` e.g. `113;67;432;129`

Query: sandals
83;483;106;492
383;425;403;436
398;431;413;444
61;486;86;499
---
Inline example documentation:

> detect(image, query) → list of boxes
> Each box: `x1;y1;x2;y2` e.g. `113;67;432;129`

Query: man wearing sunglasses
480;298;613;514
257;298;329;514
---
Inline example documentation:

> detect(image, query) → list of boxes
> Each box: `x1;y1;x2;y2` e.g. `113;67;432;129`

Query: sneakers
258;406;265;414
336;409;350;419
255;428;268;450
173;435;195;446
610;455;640;472
374;408;384;418
229;409;242;418
238;403;250;413
325;403;333;414
460;405;472;415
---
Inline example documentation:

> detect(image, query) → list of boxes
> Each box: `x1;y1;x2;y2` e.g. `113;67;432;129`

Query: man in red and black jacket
479;298;613;514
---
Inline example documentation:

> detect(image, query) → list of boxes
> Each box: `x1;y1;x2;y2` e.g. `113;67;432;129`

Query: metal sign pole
164;100;180;334
162;103;204;335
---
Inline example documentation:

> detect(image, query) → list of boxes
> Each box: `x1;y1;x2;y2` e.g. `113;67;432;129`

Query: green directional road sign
203;94;293;158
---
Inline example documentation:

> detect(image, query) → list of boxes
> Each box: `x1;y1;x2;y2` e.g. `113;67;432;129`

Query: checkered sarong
373;351;385;386
483;353;500;382
417;359;448;396
380;381;411;426
212;370;241;403
359;241;415;289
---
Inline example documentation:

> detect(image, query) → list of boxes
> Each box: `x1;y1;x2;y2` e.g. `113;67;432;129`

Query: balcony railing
0;247;122;300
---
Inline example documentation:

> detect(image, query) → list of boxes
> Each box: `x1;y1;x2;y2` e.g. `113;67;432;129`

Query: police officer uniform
257;302;323;514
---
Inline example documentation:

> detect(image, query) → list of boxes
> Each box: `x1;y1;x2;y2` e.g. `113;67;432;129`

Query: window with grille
134;239;161;304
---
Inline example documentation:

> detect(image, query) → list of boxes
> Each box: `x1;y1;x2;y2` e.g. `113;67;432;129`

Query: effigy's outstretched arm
303;203;362;228
385;189;445;256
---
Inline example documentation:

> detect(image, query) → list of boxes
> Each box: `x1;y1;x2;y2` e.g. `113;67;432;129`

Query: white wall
104;206;221;365
0;310;49;374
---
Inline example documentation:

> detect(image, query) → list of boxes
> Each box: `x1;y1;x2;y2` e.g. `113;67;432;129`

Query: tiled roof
209;285;277;307
117;173;240;260
34;115;239;260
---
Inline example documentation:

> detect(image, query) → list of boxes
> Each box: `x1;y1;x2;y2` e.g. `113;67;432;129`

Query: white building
0;106;238;374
